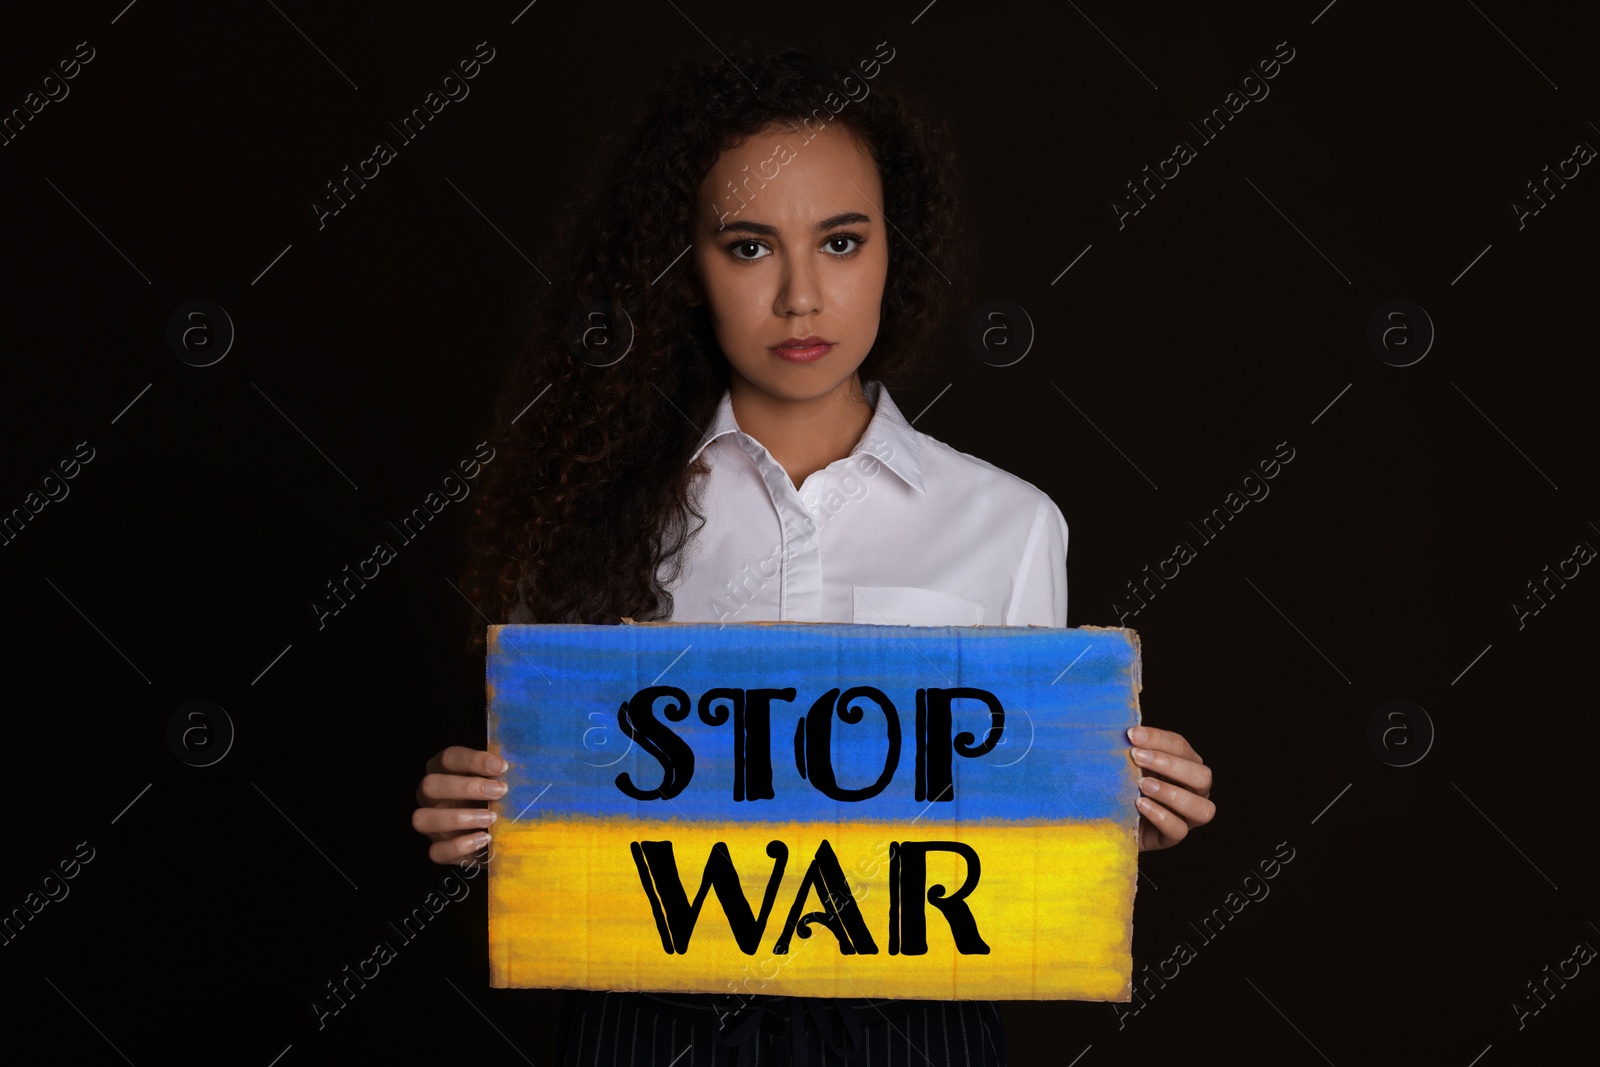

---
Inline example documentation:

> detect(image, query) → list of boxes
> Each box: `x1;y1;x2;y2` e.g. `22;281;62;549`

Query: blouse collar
687;378;925;495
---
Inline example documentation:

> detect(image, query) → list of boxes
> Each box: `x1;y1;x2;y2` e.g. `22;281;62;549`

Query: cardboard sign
485;620;1142;1001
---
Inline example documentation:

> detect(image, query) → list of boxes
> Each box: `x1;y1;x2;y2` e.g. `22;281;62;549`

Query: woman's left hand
1128;725;1214;851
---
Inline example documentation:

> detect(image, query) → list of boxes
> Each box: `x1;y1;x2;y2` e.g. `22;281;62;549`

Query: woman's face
690;122;889;403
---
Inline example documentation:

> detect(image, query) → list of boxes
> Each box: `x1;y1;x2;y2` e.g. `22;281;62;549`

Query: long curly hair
457;40;969;655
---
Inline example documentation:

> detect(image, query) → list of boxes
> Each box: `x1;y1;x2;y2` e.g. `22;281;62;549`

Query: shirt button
803;494;818;507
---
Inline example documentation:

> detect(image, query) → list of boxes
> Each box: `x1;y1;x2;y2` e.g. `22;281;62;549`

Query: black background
3;1;1596;1064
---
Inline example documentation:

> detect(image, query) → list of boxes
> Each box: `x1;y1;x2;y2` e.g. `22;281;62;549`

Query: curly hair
457;40;969;655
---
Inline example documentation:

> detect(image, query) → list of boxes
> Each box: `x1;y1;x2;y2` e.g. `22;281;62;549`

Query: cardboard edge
1075;624;1142;1002
485;624;507;988
502;617;1145;1002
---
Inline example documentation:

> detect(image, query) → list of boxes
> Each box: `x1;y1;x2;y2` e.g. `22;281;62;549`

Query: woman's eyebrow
714;211;872;237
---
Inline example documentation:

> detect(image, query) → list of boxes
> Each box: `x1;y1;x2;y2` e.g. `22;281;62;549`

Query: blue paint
488;623;1140;824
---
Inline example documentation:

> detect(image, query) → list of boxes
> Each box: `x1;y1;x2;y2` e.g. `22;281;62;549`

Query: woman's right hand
412;745;509;867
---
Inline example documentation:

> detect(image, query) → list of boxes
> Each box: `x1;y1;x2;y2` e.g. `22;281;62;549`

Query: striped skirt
558;990;1007;1067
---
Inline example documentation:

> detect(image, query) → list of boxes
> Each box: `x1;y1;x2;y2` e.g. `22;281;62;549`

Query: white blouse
661;379;1068;629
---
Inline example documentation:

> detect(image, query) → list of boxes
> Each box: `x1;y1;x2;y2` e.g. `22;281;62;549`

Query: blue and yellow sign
486;620;1142;1001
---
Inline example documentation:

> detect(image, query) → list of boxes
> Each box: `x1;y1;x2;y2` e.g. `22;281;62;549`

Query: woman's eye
725;234;864;261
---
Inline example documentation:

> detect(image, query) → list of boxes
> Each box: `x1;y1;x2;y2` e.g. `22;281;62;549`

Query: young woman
412;42;1215;1066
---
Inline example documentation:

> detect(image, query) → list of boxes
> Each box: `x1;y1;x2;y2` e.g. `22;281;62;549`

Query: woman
413;42;1215;1066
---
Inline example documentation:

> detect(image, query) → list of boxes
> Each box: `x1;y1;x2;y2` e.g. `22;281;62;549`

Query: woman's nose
774;256;821;316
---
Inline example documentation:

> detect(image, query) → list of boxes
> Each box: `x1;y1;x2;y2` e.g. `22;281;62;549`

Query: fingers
412;805;499;836
1137;798;1183;850
428;830;496;867
1136;790;1195;848
416;770;509;805
1129;745;1213;798
1128;725;1201;765
1126;727;1214;851
414;748;511;863
426;745;510;778
1138;776;1216;828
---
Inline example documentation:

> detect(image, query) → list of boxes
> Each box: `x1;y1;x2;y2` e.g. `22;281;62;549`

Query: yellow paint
488;817;1135;1001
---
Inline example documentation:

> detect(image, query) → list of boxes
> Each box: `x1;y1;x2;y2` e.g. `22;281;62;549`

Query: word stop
613;685;1007;803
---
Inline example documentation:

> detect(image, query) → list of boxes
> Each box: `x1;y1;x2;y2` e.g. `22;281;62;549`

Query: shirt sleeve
1003;497;1069;627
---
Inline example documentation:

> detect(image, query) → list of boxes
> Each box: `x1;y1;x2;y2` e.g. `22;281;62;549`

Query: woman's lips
772;342;835;363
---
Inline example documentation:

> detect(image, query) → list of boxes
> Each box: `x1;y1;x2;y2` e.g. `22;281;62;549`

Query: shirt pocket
852;585;986;626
